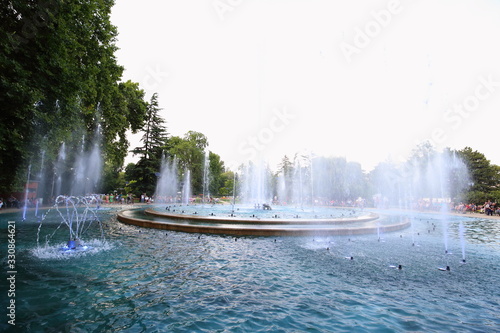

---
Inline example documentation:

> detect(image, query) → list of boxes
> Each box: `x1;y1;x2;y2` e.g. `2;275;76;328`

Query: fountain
27;124;106;254
239;160;272;206
181;169;191;205
53;142;66;198
202;150;210;205
36;195;105;253
22;164;32;221
71;126;103;196
3;147;499;332
155;155;179;203
118;155;409;236
118;148;472;245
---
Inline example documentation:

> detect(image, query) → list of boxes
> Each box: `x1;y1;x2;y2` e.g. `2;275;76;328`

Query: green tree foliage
312;156;367;202
125;126;226;198
455;147;499;204
131;93;168;160
456;147;497;194
218;171;236;197
126;93;168;196
124;157;159;198
167;131;208;194
276;155;294;202
369;161;402;205
100;81;147;194
0;0;147;194
208;151;225;196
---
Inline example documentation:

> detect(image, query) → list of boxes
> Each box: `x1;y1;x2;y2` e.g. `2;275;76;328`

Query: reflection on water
462;218;500;246
0;208;498;332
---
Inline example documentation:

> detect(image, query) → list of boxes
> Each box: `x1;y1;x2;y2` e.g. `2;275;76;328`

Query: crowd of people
453;200;499;216
1;192;499;218
0;193;138;210
0;195;21;209
99;193;135;204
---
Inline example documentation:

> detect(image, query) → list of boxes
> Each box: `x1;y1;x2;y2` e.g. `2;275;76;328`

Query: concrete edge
117;210;410;237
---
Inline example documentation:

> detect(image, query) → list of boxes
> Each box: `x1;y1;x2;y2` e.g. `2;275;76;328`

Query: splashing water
31;238;113;260
36;195;105;253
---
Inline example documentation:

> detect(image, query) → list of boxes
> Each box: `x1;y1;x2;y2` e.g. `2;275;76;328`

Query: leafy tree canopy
0;0;148;195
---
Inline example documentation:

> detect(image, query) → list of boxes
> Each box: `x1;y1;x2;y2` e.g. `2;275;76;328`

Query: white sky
111;0;500;172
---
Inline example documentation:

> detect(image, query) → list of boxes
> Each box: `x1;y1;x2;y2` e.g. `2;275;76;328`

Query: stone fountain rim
117;208;411;236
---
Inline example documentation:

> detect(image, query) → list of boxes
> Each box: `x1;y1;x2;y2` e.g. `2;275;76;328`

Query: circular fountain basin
117;205;410;236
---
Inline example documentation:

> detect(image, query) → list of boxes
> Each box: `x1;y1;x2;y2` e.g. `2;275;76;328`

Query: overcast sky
110;0;500;171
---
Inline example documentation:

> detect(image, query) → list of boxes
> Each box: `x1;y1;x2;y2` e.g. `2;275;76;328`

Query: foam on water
31;239;114;260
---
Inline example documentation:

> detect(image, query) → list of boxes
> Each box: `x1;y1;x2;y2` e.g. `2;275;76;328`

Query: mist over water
6;139;499;332
44;125;104;199
71;130;103;196
155;155;179;202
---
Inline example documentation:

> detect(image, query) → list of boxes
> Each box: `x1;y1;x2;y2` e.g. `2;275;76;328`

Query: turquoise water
157;204;365;219
1;208;499;332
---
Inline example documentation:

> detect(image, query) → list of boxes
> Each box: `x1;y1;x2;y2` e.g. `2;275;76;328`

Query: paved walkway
449;211;500;220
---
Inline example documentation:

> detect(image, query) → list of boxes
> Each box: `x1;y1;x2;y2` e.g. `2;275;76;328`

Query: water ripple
2;212;499;332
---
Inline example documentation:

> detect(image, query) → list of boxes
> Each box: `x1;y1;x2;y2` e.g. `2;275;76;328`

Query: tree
369;161;402;206
167;131;208;194
218;171;236;197
0;0;148;195
456;147;497;194
127;93;168;196
276;155;294;202
124;157;158;197
208;151;225;196
455;147;499;203
131;93;168;160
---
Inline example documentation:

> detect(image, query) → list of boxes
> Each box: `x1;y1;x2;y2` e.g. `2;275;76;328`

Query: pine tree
132;93;168;160
128;93;169;196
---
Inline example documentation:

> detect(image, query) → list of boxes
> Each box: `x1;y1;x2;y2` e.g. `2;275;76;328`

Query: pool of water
1;207;499;332
159;203;365;219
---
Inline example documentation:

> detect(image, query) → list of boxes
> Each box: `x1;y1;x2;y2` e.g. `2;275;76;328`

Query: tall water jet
290;154;315;209
53;142;66;198
71;125;103;196
232;172;237;210
403;147;469;253
72;135;86;195
240;160;271;206
275;156;294;205
293;159;305;209
309;152;315;210
85;128;103;194
182;168;191;205
202;150;210;205
276;172;286;205
22;164;32;221
36;149;46;212
155;155;179;203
